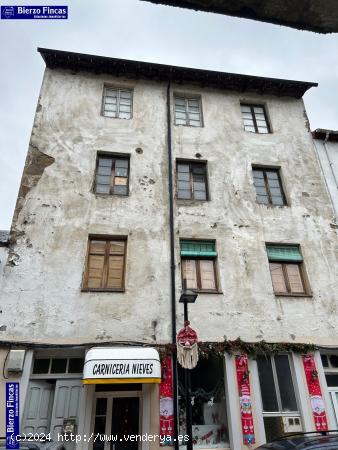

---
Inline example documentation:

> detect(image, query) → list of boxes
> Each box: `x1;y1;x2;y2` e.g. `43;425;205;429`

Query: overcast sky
1;0;338;229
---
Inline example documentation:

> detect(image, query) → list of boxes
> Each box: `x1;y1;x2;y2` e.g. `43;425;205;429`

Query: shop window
257;355;301;441
266;245;310;296
102;87;133;119
83;236;127;291
177;161;208;200
252;167;286;206
178;355;229;448
95;154;129;196
174;96;202;127
241;104;270;133
181;240;218;292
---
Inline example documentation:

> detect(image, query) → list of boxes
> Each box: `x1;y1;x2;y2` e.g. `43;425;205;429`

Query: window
178;355;229;448
252;167;286;206
241;104;270;133
177;161;208;200
257;355;301;441
181;240;218;292
174;96;202;126
266;245;309;295
102;87;133;119
32;357;84;375
83;237;127;291
95;154;129;195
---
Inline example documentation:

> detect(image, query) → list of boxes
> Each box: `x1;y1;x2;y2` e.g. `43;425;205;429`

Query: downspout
166;79;179;450
323;131;338;218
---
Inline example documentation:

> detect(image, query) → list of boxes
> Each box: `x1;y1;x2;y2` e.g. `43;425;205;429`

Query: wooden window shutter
285;264;305;293
182;259;197;289
107;240;125;289
86;240;106;289
199;260;216;290
269;263;287;293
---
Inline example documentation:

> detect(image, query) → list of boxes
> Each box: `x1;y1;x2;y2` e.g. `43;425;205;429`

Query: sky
0;0;338;230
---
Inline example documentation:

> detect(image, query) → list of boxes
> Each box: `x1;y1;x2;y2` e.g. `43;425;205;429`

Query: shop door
50;379;82;450
111;397;139;450
92;395;140;450
22;380;54;434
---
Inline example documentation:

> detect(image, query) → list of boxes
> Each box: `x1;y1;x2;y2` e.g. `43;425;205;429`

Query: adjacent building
0;48;338;450
312;129;338;219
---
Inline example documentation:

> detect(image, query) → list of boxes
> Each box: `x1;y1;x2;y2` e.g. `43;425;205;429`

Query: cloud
1;0;337;228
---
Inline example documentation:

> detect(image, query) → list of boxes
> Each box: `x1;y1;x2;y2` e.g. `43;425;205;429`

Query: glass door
329;388;338;427
92;394;140;450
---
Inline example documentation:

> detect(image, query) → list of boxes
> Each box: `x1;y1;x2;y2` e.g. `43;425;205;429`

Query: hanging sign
235;355;255;446
160;356;175;446
303;354;328;431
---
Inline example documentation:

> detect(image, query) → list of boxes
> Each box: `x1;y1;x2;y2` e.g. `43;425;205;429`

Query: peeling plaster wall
0;68;172;344
171;84;338;345
0;68;337;347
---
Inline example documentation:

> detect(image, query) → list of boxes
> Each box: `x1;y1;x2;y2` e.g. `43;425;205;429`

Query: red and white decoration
303;354;328;431
160;356;175;445
177;320;199;369
235;354;255;446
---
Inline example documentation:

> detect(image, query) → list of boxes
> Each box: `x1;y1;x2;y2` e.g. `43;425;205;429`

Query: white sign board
83;347;161;384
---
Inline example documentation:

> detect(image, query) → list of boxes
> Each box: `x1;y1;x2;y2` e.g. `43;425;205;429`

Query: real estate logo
0;6;68;19
6;383;19;450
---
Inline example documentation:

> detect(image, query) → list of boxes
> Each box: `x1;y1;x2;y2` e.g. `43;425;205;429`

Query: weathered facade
1;49;338;450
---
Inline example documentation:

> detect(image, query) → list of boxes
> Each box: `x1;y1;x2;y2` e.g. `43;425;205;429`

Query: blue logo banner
6;383;20;450
1;6;68;19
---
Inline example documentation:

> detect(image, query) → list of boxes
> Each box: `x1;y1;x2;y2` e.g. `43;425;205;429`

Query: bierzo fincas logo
1;5;68;19
6;382;20;449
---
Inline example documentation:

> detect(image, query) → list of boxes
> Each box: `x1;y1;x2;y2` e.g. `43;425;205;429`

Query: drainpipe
166;79;179;450
323;131;338;218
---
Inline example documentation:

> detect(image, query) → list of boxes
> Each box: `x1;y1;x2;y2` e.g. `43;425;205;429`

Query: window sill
176;199;209;205
174;123;203;128
256;203;289;208
81;288;125;293
94;193;129;198
192;290;223;295
274;293;313;298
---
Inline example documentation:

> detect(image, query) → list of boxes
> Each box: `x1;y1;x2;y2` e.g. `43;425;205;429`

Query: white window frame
174;95;203;127
102;86;133;119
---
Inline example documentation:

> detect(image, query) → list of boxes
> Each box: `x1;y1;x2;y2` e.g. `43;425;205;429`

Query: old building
0;48;338;450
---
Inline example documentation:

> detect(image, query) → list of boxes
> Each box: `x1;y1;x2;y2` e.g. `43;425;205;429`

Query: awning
83;347;161;384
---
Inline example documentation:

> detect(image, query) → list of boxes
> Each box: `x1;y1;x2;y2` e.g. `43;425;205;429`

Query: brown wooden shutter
182;259;197;289
199;260;216;290
106;240;126;289
269;263;287;293
286;264;305;293
86;240;106;288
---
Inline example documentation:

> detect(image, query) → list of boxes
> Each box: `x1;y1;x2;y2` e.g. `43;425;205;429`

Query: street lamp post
179;279;198;450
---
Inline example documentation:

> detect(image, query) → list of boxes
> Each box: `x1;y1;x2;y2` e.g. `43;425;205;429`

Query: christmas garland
157;337;316;360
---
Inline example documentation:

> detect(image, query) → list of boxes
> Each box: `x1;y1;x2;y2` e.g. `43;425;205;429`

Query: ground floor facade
1;345;338;450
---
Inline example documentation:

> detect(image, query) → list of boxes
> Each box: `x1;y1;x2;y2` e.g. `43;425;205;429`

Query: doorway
92;392;141;450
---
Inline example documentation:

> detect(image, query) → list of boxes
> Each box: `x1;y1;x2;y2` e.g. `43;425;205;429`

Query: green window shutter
180;240;217;257
266;245;303;262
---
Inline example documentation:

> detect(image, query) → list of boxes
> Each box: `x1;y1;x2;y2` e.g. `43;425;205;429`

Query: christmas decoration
303;354;328;431
235;354;255;446
157;337;317;360
176;320;199;369
160;356;175;446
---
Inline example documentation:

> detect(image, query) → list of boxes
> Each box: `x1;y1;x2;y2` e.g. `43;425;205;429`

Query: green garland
157;337;317;360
